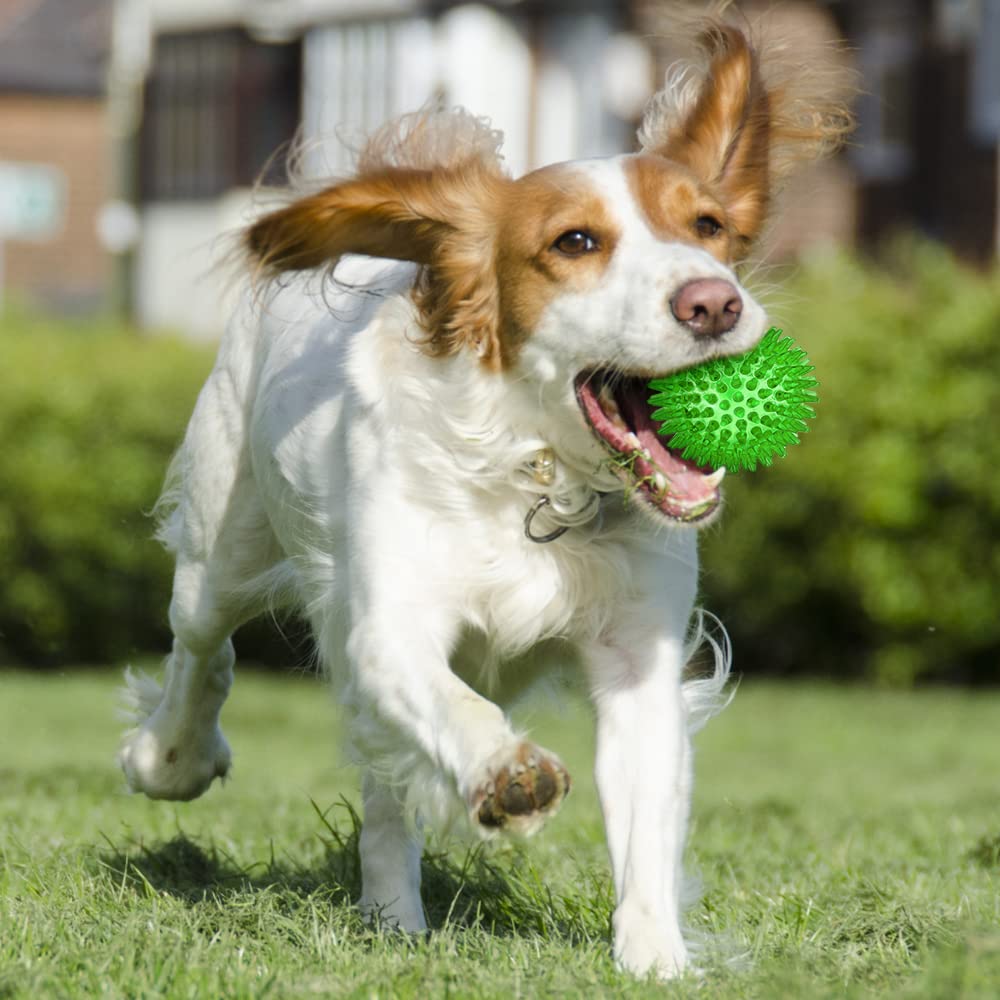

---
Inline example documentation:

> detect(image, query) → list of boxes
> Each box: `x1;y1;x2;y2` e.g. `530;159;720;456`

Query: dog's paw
358;896;428;934
471;742;570;835
119;710;231;802
613;904;689;981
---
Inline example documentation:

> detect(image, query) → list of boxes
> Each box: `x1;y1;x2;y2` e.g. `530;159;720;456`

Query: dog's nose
670;278;742;337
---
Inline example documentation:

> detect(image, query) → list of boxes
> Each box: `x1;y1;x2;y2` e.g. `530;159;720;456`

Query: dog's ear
247;168;464;270
660;25;772;251
246;163;509;366
640;21;854;255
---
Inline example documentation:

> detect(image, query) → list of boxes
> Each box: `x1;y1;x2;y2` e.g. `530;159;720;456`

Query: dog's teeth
653;471;668;492
626;432;641;449
704;466;727;489
641;449;652;461
598;385;621;418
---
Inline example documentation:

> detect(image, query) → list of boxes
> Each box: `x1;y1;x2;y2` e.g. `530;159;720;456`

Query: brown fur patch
639;19;855;254
493;164;620;366
658;25;771;250
246;169;450;271
246;161;511;367
623;154;735;263
246;156;620;371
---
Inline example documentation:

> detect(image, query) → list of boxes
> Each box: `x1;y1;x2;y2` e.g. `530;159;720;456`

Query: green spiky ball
648;327;818;473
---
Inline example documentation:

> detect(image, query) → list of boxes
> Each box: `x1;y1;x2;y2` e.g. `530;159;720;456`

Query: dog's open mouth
575;371;725;523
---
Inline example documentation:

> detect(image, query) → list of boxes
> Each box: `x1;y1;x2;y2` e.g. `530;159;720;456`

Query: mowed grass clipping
1;670;999;999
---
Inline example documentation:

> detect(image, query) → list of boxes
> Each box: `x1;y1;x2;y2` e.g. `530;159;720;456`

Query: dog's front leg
358;770;427;931
583;627;693;980
339;504;571;843
345;599;571;837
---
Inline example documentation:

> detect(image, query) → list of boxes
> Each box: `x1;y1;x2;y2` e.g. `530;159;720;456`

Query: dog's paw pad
120;719;231;802
474;743;570;833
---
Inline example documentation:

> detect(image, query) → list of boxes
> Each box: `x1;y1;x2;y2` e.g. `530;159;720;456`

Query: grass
1;669;999;998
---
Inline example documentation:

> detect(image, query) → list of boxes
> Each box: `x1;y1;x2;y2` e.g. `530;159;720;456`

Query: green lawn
1;669;998;998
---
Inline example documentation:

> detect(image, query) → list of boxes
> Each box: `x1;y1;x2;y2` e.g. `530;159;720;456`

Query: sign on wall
0;161;66;241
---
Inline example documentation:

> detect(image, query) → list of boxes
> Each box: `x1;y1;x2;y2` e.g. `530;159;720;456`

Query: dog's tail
682;608;735;734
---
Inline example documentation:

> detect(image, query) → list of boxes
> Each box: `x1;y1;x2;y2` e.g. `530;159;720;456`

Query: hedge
0;312;213;665
1;241;998;683
700;241;1000;684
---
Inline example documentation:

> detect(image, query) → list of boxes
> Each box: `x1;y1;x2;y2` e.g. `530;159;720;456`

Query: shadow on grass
970;832;1000;869
97;798;610;946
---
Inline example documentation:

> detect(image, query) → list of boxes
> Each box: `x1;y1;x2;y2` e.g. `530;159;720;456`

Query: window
301;17;437;177
141;30;302;200
852;18;915;183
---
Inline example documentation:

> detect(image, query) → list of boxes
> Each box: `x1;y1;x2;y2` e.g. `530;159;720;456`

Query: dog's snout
670;278;742;337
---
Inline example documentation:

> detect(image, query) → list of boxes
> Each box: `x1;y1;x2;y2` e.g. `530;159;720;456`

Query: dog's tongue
616;380;717;499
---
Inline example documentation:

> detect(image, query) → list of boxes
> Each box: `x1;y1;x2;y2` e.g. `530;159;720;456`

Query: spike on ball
648;328;818;473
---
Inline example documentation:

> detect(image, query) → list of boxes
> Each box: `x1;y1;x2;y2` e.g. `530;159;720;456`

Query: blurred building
1;0;998;331
842;0;1000;261
127;0;648;337
0;0;112;312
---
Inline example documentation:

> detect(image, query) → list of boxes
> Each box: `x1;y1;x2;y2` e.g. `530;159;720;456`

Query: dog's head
247;20;852;525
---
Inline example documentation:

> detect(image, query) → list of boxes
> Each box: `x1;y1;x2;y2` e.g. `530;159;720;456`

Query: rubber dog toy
648;327;818;472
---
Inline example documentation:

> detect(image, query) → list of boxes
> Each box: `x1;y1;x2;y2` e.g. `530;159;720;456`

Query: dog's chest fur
241;264;681;662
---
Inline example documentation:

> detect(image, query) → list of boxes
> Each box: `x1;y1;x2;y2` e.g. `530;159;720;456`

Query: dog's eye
553;230;598;256
695;215;724;238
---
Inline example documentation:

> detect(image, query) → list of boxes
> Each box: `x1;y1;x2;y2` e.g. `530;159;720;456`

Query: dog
119;15;851;979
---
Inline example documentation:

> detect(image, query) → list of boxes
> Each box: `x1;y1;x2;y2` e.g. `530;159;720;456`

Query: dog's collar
524;447;567;543
523;447;606;544
529;447;557;487
523;496;569;543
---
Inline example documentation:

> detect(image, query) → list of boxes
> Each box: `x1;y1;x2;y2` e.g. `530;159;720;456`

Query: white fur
118;155;761;979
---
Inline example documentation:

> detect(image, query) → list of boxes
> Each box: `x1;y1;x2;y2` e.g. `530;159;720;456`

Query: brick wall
0;95;110;311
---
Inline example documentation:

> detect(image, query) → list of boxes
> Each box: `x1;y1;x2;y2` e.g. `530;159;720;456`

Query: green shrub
0;312;214;665
701;241;1000;684
3;241;998;683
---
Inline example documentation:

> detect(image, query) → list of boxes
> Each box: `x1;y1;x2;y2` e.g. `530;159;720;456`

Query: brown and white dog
119;16;851;979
